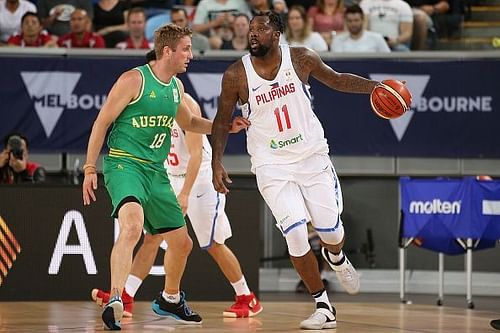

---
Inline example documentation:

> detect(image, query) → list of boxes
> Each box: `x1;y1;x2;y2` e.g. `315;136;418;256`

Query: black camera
7;136;24;160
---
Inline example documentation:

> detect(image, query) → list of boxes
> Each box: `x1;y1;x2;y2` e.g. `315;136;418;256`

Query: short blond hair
154;23;192;59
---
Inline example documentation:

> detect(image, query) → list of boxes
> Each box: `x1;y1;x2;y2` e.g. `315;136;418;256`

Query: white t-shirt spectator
193;0;250;25
359;0;413;40
331;30;391;52
280;32;329;52
0;0;37;42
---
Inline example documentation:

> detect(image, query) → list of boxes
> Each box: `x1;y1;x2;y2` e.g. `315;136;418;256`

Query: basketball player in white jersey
91;52;262;319
212;11;382;330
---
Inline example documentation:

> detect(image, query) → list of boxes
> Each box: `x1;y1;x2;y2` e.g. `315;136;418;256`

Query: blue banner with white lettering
1;54;500;156
400;177;500;254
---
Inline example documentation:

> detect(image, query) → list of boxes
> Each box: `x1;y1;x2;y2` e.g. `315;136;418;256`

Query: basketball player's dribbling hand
212;160;231;194
82;172;98;205
229;116;251;133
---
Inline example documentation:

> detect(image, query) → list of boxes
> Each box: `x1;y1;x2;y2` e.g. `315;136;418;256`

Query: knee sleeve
316;219;345;246
284;223;311;257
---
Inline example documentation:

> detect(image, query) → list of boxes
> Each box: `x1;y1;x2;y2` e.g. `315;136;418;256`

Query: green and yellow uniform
103;64;184;234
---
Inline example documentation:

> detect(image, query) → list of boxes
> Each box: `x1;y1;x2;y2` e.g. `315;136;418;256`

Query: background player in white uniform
92;92;262;319
212;11;391;330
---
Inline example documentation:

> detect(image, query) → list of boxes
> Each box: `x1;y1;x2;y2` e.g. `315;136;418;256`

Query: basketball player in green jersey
82;24;249;330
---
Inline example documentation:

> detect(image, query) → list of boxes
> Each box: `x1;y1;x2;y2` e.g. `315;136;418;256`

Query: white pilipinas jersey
164;121;212;175
242;44;329;172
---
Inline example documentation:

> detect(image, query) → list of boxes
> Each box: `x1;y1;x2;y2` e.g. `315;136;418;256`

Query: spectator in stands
248;0;288;29
0;133;46;184
170;7;209;52
192;0;250;44
211;12;249;50
115;7;152;49
57;9;105;47
37;0;93;36
93;0;130;48
7;11;58;47
271;0;288;28
286;0;315;12
248;0;270;17
129;0;172;18
0;0;37;44
360;0;413;51
282;5;328;51
331;4;391;52
308;0;345;46
405;0;449;50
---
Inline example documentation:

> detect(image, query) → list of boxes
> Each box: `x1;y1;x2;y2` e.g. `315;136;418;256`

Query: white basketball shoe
300;305;337;330
321;247;360;295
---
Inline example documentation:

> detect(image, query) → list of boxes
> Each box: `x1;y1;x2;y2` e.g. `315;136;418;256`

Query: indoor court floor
0;293;498;332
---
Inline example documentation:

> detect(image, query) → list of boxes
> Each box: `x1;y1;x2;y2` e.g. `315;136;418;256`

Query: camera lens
7;136;24;160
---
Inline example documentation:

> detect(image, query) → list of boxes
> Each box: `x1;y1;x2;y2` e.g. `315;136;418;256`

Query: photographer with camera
0;133;46;184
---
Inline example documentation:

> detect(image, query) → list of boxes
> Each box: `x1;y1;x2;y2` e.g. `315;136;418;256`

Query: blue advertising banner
1;55;500;157
400;177;500;254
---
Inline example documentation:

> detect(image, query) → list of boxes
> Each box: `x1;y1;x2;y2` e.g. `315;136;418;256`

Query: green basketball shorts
103;155;185;234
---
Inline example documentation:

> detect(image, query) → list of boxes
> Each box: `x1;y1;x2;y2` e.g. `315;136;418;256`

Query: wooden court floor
0;299;498;333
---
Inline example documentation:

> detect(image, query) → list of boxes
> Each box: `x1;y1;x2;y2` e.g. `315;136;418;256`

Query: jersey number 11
274;105;291;132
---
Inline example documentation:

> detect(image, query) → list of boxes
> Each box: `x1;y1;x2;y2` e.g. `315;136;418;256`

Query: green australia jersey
107;64;181;168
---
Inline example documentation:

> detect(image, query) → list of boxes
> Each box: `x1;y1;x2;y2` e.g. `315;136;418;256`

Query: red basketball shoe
223;292;263;318
91;288;134;317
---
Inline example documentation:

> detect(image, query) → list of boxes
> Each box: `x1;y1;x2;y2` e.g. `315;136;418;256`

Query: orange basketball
370;80;412;119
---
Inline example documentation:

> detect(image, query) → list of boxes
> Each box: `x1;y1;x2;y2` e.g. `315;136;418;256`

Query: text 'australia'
132;115;175;128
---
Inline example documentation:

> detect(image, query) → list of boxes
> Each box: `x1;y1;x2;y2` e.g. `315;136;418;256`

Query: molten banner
400;177;500;254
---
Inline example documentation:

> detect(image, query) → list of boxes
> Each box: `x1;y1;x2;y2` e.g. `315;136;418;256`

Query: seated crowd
0;0;463;51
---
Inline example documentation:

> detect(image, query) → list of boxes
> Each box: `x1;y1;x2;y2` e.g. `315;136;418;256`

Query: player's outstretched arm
295;47;378;94
82;70;141;205
211;62;242;194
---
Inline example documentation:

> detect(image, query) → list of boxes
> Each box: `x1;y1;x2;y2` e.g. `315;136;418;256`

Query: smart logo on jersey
270;134;303;149
0;216;21;286
369;74;493;141
21;72;106;137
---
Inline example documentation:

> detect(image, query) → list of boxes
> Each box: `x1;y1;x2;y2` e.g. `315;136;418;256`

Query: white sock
124;275;142;297
326;250;345;264
231;276;251;296
312;289;333;312
162;291;180;304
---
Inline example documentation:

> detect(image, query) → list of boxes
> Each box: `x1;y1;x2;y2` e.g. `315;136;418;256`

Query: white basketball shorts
255;154;344;236
169;167;232;249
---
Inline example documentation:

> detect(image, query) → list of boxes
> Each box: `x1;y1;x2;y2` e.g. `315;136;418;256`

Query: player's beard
250;43;271;57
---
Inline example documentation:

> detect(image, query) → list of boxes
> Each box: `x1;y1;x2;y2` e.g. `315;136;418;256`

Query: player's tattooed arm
211;61;242;163
211;61;247;194
293;47;377;94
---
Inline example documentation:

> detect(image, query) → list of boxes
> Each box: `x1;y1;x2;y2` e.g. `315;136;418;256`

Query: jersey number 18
150;133;167;149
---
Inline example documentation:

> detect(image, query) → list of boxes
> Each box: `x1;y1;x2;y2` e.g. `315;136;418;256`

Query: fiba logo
369;74;493;141
20;72;106;138
0;216;21;286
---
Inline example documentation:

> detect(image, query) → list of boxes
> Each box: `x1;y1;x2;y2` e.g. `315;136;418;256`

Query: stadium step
436;37;496;50
469;5;500;21
461;21;500;38
456;1;500;49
